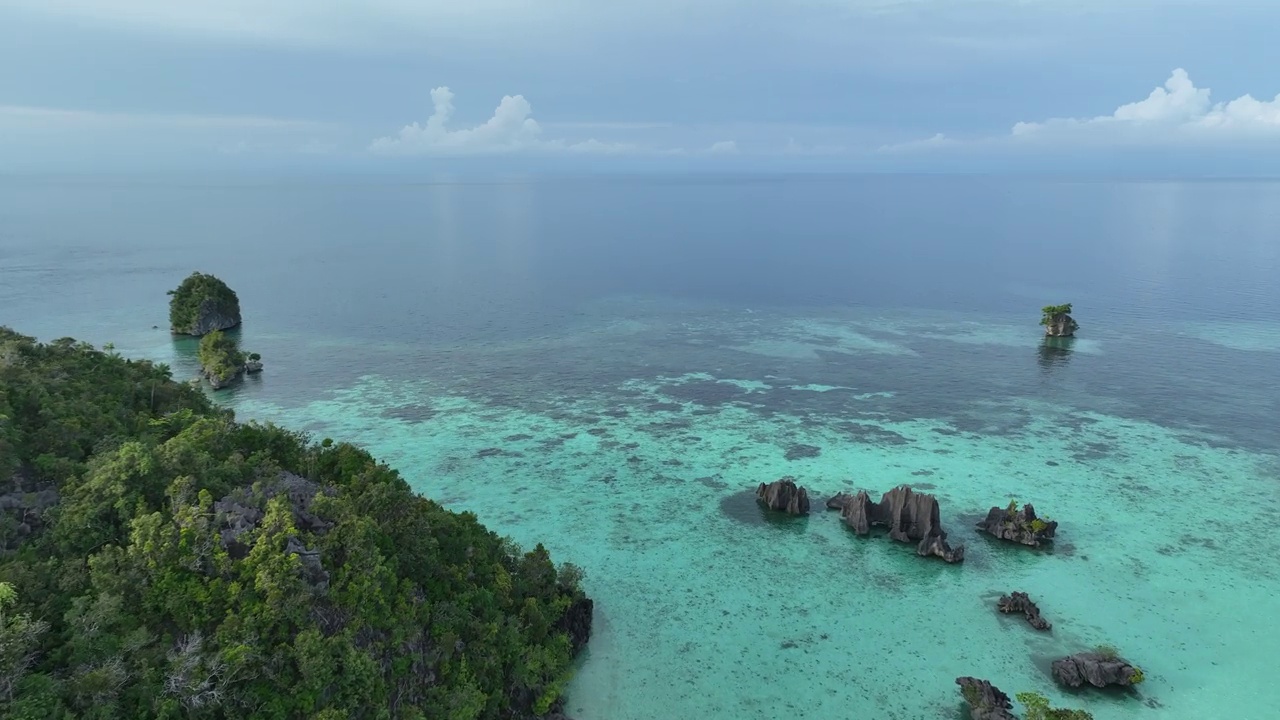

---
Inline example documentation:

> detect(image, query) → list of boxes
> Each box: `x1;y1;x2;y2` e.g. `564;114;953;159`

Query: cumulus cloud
876;132;957;153
1010;68;1280;143
370;87;721;157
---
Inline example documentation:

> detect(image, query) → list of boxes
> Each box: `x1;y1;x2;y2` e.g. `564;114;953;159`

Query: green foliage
1128;668;1145;685
247;353;261;362
1030;518;1050;533
1094;644;1119;660
168;272;240;336
0;328;589;719
1040;303;1073;326
197;331;245;385
1006;499;1019;516
1016;691;1094;720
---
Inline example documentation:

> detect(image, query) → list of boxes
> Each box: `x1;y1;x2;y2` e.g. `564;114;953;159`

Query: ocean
2;174;1278;719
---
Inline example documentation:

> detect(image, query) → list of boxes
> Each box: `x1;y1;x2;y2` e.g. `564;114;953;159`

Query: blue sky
3;1;1280;174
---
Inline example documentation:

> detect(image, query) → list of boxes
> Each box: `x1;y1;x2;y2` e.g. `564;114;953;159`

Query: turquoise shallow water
3;177;1279;718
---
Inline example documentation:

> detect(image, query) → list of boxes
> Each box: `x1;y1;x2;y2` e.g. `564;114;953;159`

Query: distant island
1040;303;1079;337
198;329;263;390
0;326;593;719
168;271;242;336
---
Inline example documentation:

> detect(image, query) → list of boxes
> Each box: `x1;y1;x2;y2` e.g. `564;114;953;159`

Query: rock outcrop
215;472;335;593
168;272;242;336
998;591;1051;631
1052;652;1144;689
556;595;594;655
0;468;59;550
977;502;1057;547
1044;312;1079;338
956;677;1017;720
756;477;810;515
829;485;965;563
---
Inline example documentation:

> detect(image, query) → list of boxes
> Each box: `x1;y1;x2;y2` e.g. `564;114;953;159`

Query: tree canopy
0;327;590;719
1039;304;1073;327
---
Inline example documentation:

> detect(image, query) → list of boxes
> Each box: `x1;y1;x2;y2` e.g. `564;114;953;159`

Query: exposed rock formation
829;485;965;563
1044;313;1079;338
998;591;1051;631
956;677;1017;720
1052;652;1144;689
556;595;594;655
169;272;242;336
756;477;810;515
0;468;59;550
977;502;1058;547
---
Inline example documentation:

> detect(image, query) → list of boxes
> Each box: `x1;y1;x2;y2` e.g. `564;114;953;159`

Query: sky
3;1;1280;175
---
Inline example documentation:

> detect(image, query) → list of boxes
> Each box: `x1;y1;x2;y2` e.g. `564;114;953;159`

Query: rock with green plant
1052;649;1145;689
997;591;1051;631
1040;303;1079;337
1015;691;1094;719
956;677;1018;720
168;271;242;336
196;330;261;390
977;500;1058;547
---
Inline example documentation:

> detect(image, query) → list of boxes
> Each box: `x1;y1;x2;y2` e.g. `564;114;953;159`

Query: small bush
1040;303;1073;326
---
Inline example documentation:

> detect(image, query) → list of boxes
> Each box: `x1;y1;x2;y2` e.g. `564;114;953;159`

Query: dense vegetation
1039;304;1073;326
0;327;590;719
197;331;247;388
1016;691;1094;720
168;272;241;336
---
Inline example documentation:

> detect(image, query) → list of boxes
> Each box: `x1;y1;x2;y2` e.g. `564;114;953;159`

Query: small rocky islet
168;271;264;390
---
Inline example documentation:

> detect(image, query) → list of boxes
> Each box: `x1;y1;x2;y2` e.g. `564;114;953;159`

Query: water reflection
1037;336;1074;372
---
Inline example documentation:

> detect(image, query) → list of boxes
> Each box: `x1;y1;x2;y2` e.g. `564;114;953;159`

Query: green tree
1040;303;1073;326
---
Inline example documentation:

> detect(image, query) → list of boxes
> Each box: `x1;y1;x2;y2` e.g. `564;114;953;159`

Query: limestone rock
1044;312;1079;337
832;485;964;562
956;677;1017;720
1052;652;1143;689
0;468;59;550
556;595;594;656
756;477;810;515
286;535;330;592
977;503;1057;547
188;298;242;336
998;591;1051;631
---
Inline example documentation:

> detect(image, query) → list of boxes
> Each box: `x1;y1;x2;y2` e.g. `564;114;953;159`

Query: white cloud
704;140;739;155
370;87;716;157
1010;68;1280;143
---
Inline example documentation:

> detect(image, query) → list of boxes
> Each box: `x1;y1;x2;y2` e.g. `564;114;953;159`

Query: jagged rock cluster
214;471;335;591
956;677;1017;720
827;485;965;563
0;467;58;550
1052;652;1143;689
997;591;1051;631
756;477;811;515
977;502;1058;547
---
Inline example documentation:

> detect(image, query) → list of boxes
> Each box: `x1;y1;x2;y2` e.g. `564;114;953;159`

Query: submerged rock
977;502;1058;547
831;485;965;563
956;677;1017;720
756;477;810;515
997;591;1051;631
1052;652;1144;689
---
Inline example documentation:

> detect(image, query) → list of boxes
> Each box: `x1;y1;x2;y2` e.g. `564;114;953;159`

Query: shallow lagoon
3;177;1278;718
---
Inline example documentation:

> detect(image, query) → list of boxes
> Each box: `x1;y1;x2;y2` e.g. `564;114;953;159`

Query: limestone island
0;326;593;719
1053;648;1145;690
977;500;1058;547
1040;303;1079;337
997;591;1051;631
197;329;263;390
168;271;242;336
756;477;811;515
827;485;965;563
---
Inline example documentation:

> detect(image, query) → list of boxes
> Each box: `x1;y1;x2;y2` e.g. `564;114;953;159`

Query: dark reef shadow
719;490;811;533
